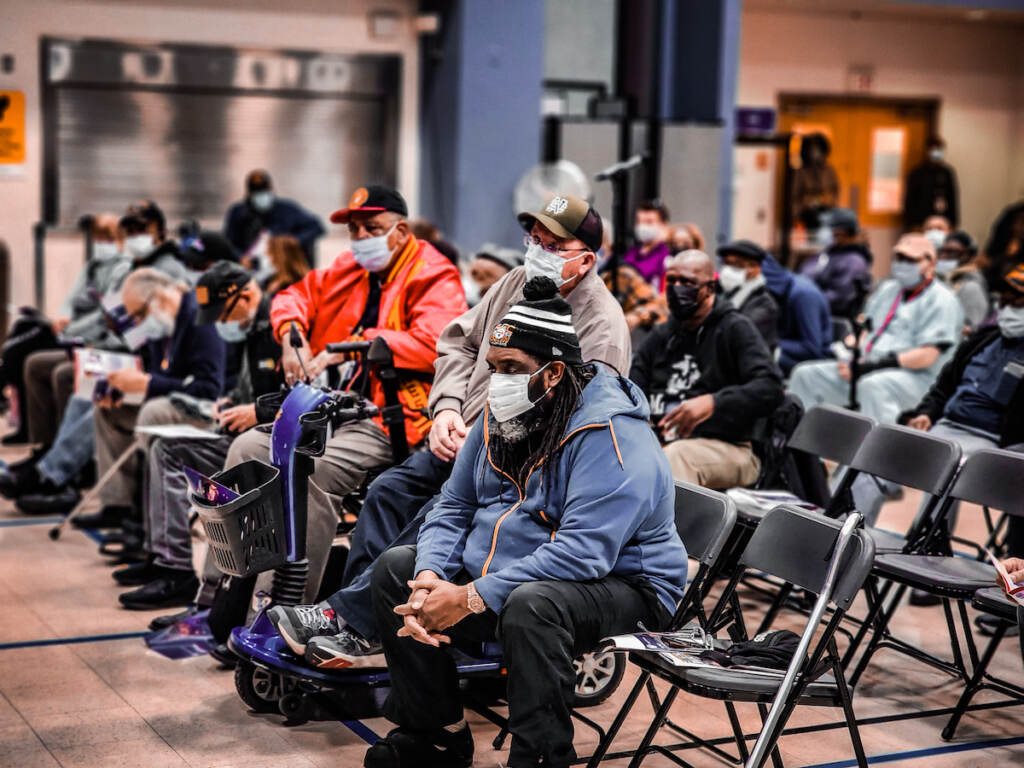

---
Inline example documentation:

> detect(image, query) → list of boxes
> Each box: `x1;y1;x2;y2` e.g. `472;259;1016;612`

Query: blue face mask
215;320;248;343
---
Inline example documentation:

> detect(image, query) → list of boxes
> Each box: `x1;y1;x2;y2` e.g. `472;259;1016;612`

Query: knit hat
488;276;583;365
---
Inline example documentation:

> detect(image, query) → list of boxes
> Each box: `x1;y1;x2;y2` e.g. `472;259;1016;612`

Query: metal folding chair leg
941;622;1009;740
585;671;651;768
626;686;680;768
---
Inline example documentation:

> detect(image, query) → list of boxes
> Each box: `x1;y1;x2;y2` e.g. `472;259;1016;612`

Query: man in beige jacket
266;193;631;664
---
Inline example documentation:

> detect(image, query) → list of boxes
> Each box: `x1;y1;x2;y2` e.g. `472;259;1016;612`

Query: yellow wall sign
0;91;26;165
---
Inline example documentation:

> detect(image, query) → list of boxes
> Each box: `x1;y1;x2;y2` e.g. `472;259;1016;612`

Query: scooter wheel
278;692;309;723
235;661;288;714
572;651;625;707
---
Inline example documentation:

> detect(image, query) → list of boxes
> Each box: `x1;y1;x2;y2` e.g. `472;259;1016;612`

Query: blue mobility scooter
193;338;625;739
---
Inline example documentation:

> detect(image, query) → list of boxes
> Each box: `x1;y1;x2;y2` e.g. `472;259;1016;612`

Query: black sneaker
306;627;386;669
113;556;159;586
364;725;473;768
119;570;199;610
14;481;79;514
72;504;134;530
975;613;1020;637
0;465;42;500
267;603;341;655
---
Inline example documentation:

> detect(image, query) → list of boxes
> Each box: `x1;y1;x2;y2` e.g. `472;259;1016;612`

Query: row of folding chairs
583;404;1024;768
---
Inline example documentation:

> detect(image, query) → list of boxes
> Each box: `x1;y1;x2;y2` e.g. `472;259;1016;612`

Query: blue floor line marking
342;719;381;745
0;516;64;527
0;630;148;651
796;735;1024;768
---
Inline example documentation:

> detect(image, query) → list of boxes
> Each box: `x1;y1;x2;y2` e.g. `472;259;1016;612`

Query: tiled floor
1;440;1023;767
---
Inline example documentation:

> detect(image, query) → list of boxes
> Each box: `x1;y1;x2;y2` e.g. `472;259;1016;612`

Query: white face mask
929;148;944;163
462;276;482;307
635;223;660;244
124;302;174;350
936;258;959;278
718;265;748;294
523;242;586;287
488;362;551;423
92;241;120;262
997;305;1024;339
125;234;155;260
351;223;398;273
891;261;923;289
924;229;946;252
250;191;274;212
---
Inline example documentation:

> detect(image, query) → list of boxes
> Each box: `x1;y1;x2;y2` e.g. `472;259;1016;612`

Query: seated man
631;250;784;489
797;207;873;318
263;193;630;662
761;252;832;375
716;239;779;349
116;261;285;610
788;233;962;425
224;185;466;601
461;243;522;307
301;279;686;768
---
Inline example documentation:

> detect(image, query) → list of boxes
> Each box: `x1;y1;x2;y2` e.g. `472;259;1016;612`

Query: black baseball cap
195;261;254;325
246;169;273;193
517;193;603;253
119;200;166;235
827;207;859;234
717;239;768;263
331;185;408;224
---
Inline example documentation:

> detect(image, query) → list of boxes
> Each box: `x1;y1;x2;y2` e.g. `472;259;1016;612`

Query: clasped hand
393;570;471;647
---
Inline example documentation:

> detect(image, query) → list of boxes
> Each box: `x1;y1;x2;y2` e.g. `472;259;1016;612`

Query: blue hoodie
762;255;832;374
414;366;687;614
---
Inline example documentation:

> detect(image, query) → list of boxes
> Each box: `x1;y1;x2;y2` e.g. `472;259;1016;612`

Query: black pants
371;545;670;768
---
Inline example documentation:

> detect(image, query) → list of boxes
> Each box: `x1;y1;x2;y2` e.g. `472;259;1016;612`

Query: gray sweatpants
788;360;934;425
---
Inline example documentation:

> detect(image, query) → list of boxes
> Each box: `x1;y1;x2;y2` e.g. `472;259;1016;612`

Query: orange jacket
271;236;467;447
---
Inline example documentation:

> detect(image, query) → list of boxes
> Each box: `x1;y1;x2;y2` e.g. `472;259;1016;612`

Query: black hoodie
630;298;785;444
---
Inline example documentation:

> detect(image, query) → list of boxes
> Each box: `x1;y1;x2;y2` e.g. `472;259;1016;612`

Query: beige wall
735;8;1024;269
0;0;418;310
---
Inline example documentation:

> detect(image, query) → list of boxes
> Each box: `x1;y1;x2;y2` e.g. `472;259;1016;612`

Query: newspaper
74;348;144;405
134;424;224;441
984;548;1024;607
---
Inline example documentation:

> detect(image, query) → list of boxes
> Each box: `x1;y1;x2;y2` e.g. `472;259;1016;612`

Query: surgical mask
524;242;585;287
351;223;397;273
936;258;959;278
635;224;660;244
92;241;120;262
250;191;274;212
718;265;748;294
123;310;172;350
997;305;1024;338
462;276;482;307
667;282;704;322
216;320;248;343
125;234;154;260
891;261;923;290
488;362;552;423
929;148;944;163
924;229;946;252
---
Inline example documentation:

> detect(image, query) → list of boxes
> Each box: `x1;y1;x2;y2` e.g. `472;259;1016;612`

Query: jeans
371;545;669;768
37;396;96;486
327;449;452;639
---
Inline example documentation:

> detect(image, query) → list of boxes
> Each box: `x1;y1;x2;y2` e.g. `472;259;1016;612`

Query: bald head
666;249;715;279
92;213;120;242
664;249;716;328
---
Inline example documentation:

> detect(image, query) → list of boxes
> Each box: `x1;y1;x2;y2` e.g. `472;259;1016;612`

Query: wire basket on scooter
191;460;286;577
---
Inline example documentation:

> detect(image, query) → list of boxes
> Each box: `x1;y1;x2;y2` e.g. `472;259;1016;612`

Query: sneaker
364;725;473;768
14;481;80;514
267;603;341;655
72;504;134;530
306;627;386;670
119;570;199;610
975;613;1020;637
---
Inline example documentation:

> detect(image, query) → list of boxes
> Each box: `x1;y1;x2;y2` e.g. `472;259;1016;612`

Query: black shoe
975;613;1020;637
14;481;79;514
6;446;48;473
113;556;158;586
71;505;133;530
908;588;942;607
0;465;42;500
267;603;342;655
118;570;199;610
364;726;473;768
208;642;238;669
148;604;200;631
71;459;97;490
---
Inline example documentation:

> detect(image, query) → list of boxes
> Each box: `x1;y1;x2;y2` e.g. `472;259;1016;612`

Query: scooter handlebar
325;341;372;354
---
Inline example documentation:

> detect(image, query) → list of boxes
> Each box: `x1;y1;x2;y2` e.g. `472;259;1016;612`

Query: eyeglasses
664;276;713;289
523;234;589;257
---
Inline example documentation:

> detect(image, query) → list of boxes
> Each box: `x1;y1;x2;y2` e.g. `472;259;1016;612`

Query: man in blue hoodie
761;252;832;375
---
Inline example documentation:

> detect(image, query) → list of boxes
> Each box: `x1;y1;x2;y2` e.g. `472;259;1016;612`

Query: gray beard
494;415;530;443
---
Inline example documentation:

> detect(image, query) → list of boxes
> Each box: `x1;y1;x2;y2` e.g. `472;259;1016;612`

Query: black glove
853;353;899;378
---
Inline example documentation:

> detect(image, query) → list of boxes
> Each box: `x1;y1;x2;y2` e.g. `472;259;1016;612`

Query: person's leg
53;362;76;425
93;403;142;507
36;397;98;486
498;578;670;768
787;360;851;411
856;369;931;425
24;350;67;446
662;438;761;489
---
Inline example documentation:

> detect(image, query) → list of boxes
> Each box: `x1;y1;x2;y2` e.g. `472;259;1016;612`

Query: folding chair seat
972;586;1019;620
849;448;1024;702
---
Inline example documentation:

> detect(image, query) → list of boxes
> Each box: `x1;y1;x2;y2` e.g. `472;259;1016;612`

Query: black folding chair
849;448;1024;705
594;506;875;768
584;482;739;768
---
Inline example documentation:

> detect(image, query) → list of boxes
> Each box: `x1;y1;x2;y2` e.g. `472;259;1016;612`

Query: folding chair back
786;405;875;466
740;505;876;612
674;482;738;566
848;423;961;495
948;448;1024;517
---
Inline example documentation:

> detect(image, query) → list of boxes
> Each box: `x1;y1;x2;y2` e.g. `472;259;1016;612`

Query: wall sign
0;90;26;177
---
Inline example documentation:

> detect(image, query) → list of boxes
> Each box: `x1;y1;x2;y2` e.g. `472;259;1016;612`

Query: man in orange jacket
223;185;467;600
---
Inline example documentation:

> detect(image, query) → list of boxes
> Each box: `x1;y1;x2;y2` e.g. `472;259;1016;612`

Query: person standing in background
792;133;840;232
623;200;672;288
905;137;959;230
223;170;325;267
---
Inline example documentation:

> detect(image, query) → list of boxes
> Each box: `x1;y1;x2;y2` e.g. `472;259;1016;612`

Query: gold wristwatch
466;582;487;614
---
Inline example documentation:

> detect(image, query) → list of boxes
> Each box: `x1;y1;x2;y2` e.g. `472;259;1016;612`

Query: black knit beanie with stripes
488;276;583;365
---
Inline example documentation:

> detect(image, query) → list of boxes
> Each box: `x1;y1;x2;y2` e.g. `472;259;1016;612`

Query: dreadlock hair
491;361;596;489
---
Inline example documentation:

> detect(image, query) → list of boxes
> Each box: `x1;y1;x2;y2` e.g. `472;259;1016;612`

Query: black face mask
668;282;703;322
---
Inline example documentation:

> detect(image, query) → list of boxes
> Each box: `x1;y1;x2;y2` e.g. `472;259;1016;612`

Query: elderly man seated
276;278;685;768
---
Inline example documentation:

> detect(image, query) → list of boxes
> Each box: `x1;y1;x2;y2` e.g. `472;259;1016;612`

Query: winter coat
142;291;225;400
224;197;325;264
761;256;832;374
799;243;873;318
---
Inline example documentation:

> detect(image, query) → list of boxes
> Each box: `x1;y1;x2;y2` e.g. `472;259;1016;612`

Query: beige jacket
429;266;631;425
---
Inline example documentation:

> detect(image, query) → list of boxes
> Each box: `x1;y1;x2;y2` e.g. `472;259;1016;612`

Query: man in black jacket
631;250;785;489
716;240;779;350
